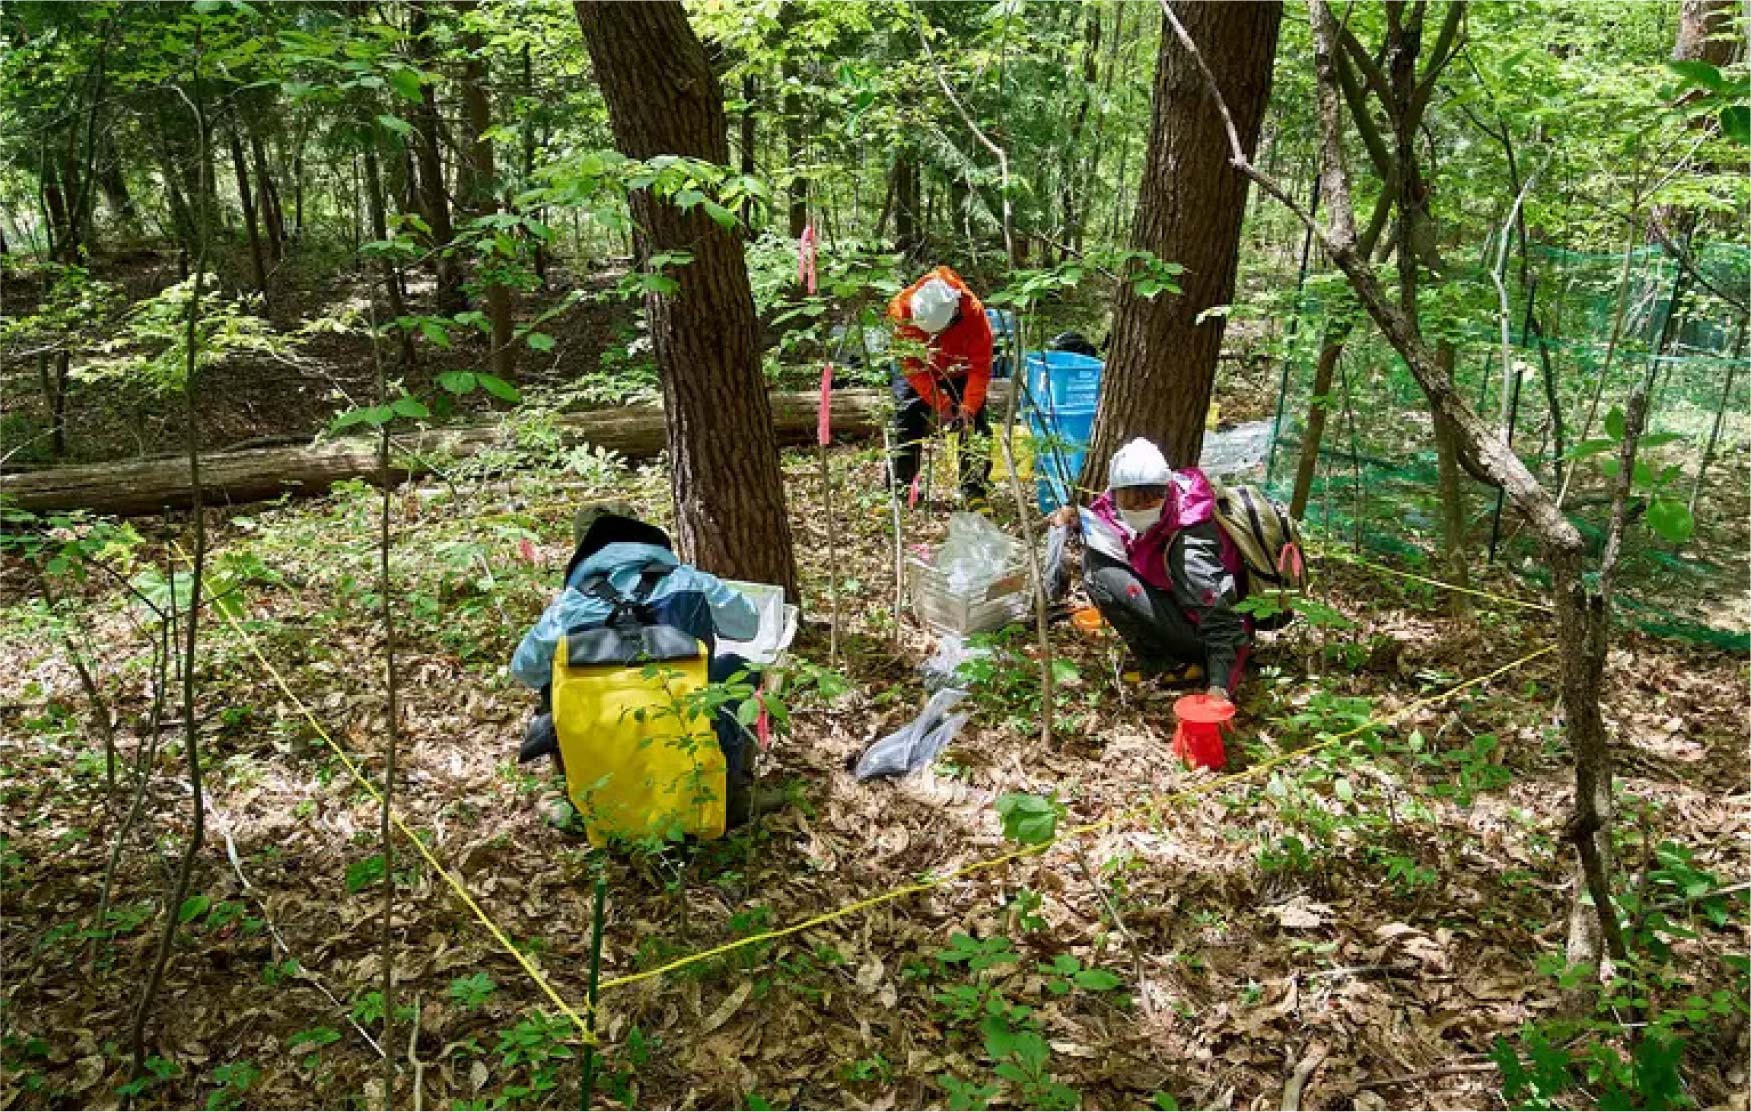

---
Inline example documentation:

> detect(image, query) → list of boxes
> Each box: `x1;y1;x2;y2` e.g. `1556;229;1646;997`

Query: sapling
993;792;1155;1019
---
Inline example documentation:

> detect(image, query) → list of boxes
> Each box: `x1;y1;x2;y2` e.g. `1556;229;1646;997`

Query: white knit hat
909;277;961;334
1109;438;1172;489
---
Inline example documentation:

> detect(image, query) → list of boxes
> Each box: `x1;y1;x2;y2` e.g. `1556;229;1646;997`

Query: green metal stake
580;875;607;1110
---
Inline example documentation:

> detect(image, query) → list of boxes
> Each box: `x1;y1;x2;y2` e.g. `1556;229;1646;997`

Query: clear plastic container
908;546;1034;636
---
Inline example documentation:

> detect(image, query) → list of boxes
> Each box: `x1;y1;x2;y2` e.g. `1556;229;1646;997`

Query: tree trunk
1387;2;1471;613
364;142;416;369
1086;0;1282;478
456;1;515;382
408;1;464;314
42;157;75;262
780;7;808;239
249;130;286;261
520;45;548;289
0;386;923;518
1433;345;1474;620
1673;0;1737;67
1288;328;1346;518
893;154;921;260
227;123;269;300
153;141;197;251
739;73;758;233
577;2;801;596
97;132;137;229
1057;5;1101;259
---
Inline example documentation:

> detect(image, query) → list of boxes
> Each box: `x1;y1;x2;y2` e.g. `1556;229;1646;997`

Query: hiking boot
1118;659;1203;688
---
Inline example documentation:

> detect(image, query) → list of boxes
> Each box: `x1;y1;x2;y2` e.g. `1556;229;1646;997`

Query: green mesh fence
1263;240;1750;652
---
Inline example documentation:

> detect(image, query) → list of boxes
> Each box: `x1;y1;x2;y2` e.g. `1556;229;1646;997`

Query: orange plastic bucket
1171;693;1235;770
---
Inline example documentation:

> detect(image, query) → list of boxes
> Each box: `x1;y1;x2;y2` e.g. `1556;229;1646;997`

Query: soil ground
2;440;1746;1110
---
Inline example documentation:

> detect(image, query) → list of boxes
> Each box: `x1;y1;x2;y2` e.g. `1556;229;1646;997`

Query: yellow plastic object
551;637;725;848
1206;401;1221;431
989;424;1034;483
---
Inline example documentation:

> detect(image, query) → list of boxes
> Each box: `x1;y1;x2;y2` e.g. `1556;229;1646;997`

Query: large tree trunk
0;388;913;518
1085;0;1282;478
1673;0;1737;67
1654;0;1740;239
408;1;465;315
456;1;516;383
575;0;799;597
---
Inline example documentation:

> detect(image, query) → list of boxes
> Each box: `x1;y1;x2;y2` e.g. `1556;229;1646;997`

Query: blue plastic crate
1026;403;1095;512
1025;351;1104;411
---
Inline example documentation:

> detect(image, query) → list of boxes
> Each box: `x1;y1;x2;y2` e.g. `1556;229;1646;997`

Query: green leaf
1667;59;1725;92
388;67;424;104
1646;499;1695;543
524;332;555;353
476;374;521;402
1072;968;1123;991
178;894;211;923
995;793;1060;847
1567;438;1619;459
345;854;386;893
701;200;739;230
1604;405;1625;440
418;319;451;348
437;371;477;395
391;396;429;419
375;114;413;140
1721;104;1750;145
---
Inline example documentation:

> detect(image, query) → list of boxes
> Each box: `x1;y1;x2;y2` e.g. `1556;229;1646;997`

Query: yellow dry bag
551;622;726;849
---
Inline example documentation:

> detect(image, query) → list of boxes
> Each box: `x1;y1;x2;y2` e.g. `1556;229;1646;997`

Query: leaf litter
0;445;1745;1109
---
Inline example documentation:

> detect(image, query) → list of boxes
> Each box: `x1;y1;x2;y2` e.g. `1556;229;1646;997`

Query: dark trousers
1084;550;1205;674
710;654;756;826
889;372;991;499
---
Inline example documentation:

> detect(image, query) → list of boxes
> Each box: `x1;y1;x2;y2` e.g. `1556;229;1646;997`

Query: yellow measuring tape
185;509;1553;1038
181;548;596;1042
1310;544;1554;614
597;643;1554;992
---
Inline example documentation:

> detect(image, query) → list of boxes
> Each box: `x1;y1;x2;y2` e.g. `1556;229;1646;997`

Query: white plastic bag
936;512;1015;594
854;687;971;781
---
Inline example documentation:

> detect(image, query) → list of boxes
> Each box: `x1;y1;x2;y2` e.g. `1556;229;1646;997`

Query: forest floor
2;438;1747;1111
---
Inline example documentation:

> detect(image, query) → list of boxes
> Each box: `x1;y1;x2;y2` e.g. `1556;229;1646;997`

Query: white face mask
1119;506;1162;534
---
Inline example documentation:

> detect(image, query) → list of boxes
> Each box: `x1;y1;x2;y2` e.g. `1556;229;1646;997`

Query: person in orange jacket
886;266;995;501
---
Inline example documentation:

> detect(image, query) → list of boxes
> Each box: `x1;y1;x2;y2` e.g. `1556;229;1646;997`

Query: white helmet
1109;438;1172;489
909;277;961;334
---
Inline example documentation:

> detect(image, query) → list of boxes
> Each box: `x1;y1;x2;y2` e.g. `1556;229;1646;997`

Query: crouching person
511;503;765;844
1054;439;1250;702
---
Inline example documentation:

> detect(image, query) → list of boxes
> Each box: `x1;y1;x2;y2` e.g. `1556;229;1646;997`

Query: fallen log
4;385;987;517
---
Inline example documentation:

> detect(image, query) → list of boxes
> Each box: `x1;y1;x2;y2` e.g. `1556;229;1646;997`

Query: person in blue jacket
511;502;762;825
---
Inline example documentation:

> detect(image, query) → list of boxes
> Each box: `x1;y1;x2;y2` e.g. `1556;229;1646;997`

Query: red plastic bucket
1171;693;1234;771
